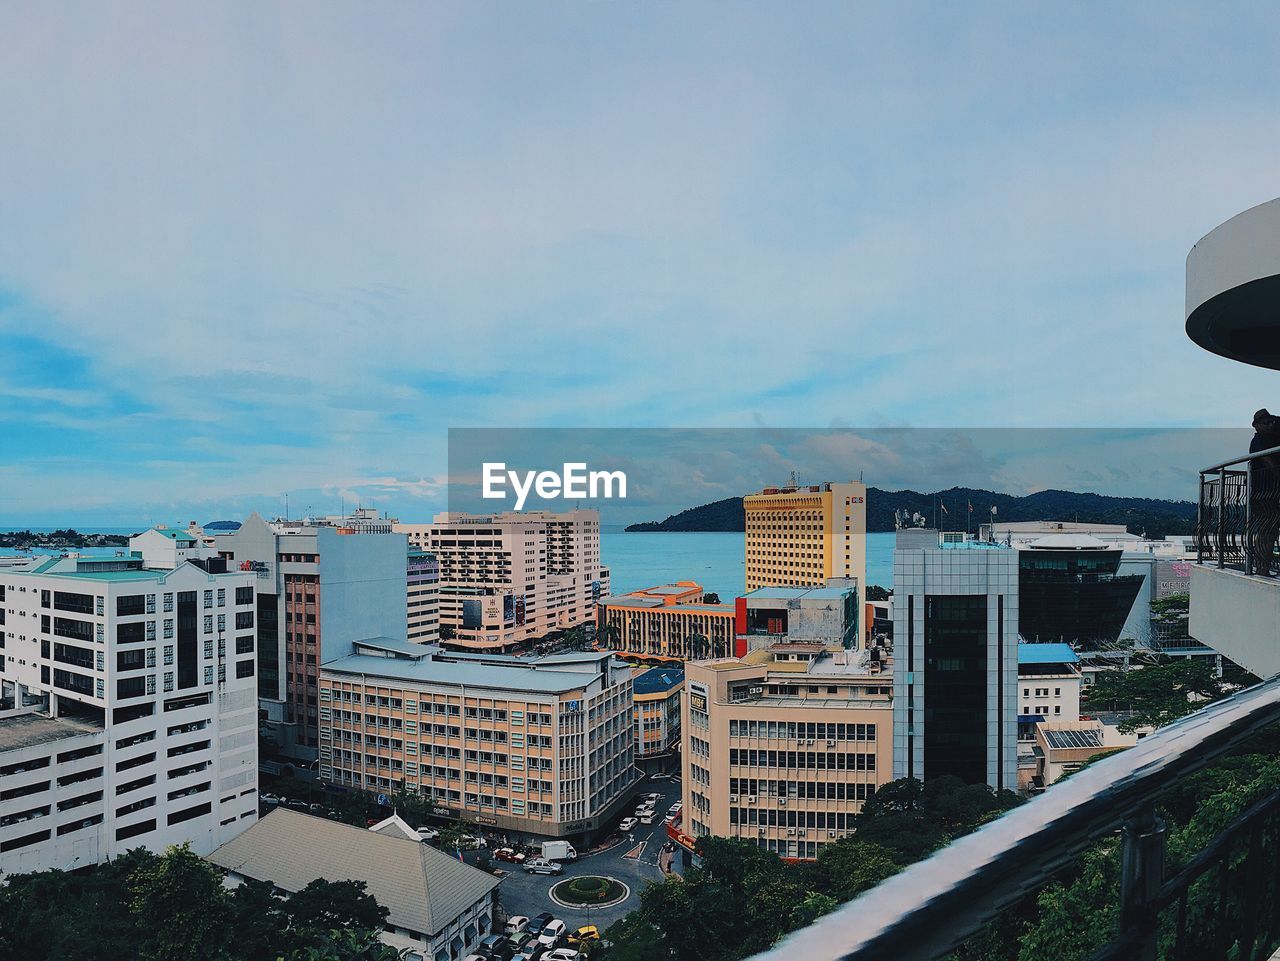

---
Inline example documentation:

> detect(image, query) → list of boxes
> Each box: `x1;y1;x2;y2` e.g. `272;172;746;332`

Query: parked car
259;793;280;807
537;920;568;948
618;816;638;832
506;916;530;936
639;811;657;824
524;857;564;875
668;802;682;813
417;826;441;842
508;932;537;955
478;934;514;961
569;925;600;946
493;847;526;863
459;834;487;850
526;914;555;938
542;949;580;961
515;946;545;961
285;798;309;811
464;954;488;961
664;813;676;824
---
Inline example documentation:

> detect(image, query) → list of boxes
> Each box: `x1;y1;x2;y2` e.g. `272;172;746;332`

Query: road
489;773;684;933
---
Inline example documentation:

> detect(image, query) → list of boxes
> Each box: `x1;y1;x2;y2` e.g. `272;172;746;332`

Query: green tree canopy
1085;658;1226;732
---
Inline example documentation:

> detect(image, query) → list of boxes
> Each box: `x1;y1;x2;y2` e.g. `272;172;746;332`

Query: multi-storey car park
318;639;639;840
0;553;259;873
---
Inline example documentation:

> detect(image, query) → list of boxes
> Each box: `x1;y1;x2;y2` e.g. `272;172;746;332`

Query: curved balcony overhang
1186;197;1280;369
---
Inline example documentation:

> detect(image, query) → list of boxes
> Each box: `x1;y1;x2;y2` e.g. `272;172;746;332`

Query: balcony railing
752;673;1280;961
1198;445;1280;574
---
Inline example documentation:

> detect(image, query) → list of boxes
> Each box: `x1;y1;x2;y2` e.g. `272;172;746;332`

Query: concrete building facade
318;639;638;839
632;665;683;766
0;554;259;874
681;644;892;861
597;582;736;661
893;530;1019;792
212;513;408;757
396;511;609;653
407;550;441;644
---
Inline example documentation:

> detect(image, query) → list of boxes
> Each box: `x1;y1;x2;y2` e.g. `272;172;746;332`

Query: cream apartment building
396;511;609;652
681;642;892;861
319;639;637;839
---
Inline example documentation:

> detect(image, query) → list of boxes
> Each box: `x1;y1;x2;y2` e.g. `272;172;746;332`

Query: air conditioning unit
758;828;766;836
797;829;806;837
778;798;786;806
806;739;815;745
828;830;836;838
729;794;738;803
827;740;836;748
747;795;757;804
786;828;796;836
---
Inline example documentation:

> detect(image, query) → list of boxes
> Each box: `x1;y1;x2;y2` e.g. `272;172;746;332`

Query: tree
439;625;456;642
688;632;710;660
128;844;234;961
285;879;388;944
1085;657;1227;732
286;927;404;961
809;839;900;902
702;592;721;605
227;877;288;961
865;585;892;602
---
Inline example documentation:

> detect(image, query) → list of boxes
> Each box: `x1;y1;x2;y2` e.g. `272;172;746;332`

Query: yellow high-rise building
743;480;867;613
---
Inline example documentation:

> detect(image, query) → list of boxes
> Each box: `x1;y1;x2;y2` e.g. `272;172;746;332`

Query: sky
1;3;1279;525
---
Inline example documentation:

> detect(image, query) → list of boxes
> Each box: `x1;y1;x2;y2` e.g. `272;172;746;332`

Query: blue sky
1;3;1279;525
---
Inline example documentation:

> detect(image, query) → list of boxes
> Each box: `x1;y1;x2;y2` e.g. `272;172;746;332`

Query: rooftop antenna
285;493;289;522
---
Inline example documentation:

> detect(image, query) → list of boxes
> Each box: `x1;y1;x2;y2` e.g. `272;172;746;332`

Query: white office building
0;554;259;875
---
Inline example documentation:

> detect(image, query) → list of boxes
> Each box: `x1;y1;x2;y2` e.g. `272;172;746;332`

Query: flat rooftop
322;648;618;694
0;713;103;753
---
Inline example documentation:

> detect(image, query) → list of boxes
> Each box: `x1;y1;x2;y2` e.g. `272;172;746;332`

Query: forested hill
624;487;1198;538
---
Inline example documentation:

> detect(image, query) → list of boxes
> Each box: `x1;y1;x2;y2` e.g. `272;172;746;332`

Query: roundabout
548;875;631;909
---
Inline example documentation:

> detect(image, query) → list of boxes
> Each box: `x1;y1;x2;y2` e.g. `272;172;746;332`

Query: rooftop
207;809;499;937
1042;727;1105;750
0;712;103;753
322;645;619;694
742;585;855;601
1017;643;1080;666
633;666;684;695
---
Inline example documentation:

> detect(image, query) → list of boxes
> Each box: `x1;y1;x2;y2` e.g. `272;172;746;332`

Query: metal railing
751;673;1280;961
1198;444;1280;575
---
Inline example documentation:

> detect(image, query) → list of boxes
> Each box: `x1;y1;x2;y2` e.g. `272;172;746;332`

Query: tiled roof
207;809;499;936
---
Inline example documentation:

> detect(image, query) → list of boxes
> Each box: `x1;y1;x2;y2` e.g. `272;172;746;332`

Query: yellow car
569;925;600;946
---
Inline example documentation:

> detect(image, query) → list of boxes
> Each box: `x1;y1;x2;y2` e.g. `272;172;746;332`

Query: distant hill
625;488;1198;539
203;520;242;531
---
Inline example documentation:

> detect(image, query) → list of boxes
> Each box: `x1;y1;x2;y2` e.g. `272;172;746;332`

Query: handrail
749;673;1280;961
1200;442;1280;475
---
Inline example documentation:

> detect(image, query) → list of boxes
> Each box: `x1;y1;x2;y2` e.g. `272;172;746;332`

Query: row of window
728;749;878;771
727;720;877;741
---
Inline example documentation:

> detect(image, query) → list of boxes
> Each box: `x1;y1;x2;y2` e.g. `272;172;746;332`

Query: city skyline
3;4;1280;523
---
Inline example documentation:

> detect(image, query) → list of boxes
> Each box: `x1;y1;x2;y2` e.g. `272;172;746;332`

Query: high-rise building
395;511;609;652
212;513;408;757
597;582;736;661
0;554;259;873
743;481;867;626
681;643;893;861
318;638;638;839
892;529;1019;792
407;550;440;644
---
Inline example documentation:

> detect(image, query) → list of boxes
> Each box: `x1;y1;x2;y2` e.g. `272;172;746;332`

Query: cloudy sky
1;3;1278;525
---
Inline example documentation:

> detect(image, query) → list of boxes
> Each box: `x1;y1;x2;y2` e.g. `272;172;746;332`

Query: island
625;487;1198;539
